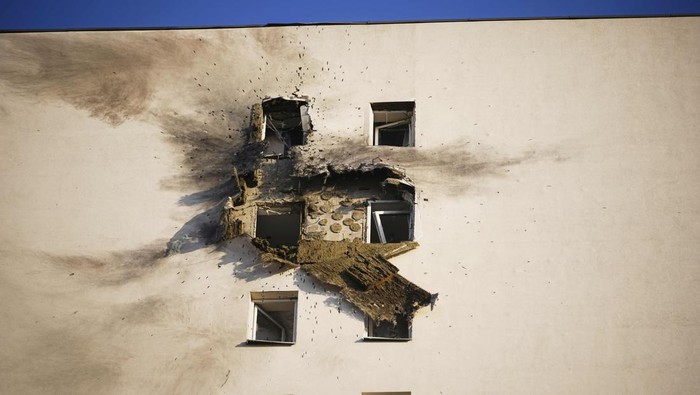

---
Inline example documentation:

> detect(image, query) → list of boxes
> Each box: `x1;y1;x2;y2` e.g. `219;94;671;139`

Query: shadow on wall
293;269;365;322
166;203;223;256
161;107;263;256
214;238;291;283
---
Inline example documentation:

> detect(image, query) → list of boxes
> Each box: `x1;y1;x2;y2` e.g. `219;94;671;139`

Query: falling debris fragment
298;240;430;323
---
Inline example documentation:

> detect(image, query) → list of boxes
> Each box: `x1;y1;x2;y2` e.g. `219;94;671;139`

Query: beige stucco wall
0;17;699;394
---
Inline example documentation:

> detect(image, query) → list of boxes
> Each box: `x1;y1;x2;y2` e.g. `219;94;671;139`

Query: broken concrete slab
296;240;429;323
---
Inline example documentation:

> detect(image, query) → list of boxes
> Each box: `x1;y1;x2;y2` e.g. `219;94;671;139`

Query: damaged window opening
364;315;412;341
367;201;413;243
255;203;303;248
261;97;311;158
248;291;298;345
371;101;415;147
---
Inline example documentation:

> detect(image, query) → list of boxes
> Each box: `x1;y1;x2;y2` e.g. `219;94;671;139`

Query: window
261;97;311;158
371;101;415;147
366;201;413;243
362;392;411;395
255;203;303;248
248;291;298;344
364;315;411;341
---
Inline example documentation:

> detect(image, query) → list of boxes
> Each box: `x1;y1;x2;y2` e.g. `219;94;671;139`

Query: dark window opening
365;315;411;341
256;203;303;248
368;201;413;243
377;124;410;146
371;101;415;147
262;98;311;158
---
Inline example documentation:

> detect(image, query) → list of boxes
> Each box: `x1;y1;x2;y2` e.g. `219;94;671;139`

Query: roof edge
1;13;699;34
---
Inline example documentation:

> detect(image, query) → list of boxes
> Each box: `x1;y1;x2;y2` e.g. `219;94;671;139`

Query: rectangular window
371;101;415;147
362;392;411;395
248;291;298;344
255;203;303;248
261;98;311;158
367;201;413;243
364;315;412;341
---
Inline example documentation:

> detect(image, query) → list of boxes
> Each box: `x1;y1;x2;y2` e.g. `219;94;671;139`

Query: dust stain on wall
47;242;168;286
0;32;208;125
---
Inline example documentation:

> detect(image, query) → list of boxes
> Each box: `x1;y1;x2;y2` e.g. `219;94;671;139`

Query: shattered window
367;201;413;243
371;102;415;147
249;291;298;344
261;97;311;158
255;203;303;248
364;315;411;341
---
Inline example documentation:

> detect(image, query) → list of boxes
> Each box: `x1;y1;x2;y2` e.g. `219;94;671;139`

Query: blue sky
1;0;699;30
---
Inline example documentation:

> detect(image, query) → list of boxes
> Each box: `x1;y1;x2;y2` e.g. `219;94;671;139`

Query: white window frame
366;200;414;243
248;291;298;345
